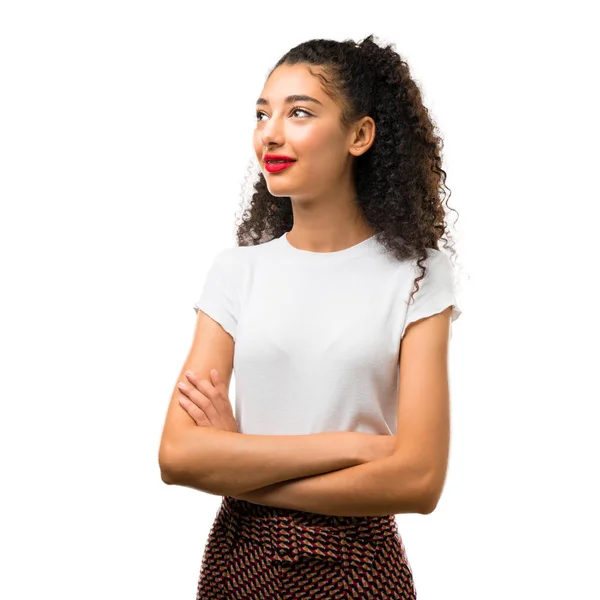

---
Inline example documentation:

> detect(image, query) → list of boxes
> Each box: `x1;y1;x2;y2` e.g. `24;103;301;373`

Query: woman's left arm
235;307;454;517
233;451;432;516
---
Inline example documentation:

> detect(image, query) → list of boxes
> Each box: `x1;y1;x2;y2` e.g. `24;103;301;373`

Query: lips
263;154;296;162
265;160;295;173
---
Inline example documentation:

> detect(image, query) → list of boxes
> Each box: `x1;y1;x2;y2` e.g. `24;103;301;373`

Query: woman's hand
177;369;238;433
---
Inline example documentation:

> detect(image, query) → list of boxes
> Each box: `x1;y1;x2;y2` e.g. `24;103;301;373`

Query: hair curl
234;34;460;305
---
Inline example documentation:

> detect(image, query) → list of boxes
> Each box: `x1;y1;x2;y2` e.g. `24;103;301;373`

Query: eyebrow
256;94;324;107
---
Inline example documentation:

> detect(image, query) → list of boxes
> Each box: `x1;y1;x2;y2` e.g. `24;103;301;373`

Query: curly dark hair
234;34;460;305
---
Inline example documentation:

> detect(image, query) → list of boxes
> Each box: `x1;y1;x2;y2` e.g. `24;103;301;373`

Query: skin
254;63;378;252
177;369;238;432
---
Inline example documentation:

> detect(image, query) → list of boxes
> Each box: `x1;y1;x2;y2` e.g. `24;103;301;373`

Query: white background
1;1;598;598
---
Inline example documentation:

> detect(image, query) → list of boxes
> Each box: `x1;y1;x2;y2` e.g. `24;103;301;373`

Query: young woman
159;34;462;599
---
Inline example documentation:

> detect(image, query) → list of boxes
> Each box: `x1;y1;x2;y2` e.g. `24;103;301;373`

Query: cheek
253;132;263;155
295;127;345;165
295;127;328;151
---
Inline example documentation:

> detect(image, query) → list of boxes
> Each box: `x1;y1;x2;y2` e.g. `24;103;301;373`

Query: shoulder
423;247;453;266
217;236;281;263
211;242;255;265
406;248;460;310
412;248;454;278
412;248;455;281
207;239;277;280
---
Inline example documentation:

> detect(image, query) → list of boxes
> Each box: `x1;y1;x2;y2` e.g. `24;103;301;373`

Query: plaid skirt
196;495;417;599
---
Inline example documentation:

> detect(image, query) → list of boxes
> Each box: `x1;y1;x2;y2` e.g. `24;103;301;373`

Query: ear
348;116;376;157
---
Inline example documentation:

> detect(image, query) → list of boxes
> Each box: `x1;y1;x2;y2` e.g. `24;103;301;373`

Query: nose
259;114;285;148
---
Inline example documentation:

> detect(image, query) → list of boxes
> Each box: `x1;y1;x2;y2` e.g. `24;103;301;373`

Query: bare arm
163;428;383;496
230;449;431;517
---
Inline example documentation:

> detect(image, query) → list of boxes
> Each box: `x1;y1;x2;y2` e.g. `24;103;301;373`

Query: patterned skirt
196;494;417;599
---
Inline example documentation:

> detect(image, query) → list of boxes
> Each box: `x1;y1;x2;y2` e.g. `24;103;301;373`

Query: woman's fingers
209;369;238;433
178;394;211;426
177;369;237;432
188;374;222;422
178;374;219;426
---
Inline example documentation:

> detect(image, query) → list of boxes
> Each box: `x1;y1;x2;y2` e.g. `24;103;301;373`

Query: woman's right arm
158;310;392;496
167;427;389;497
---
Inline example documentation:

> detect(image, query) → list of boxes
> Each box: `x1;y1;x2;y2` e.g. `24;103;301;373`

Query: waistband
218;495;402;567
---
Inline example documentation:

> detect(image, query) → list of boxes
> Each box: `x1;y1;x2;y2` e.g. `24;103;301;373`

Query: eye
255;106;313;121
291;107;311;118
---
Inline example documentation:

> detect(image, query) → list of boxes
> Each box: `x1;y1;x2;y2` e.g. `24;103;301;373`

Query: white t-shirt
193;232;461;436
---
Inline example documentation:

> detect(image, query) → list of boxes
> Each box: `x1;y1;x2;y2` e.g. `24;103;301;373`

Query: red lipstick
263;153;297;173
265;161;295;173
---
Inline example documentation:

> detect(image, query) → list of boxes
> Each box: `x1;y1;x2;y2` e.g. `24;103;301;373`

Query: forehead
258;64;329;105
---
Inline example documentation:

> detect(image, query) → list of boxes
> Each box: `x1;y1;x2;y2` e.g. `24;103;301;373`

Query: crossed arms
158;306;453;517
160;427;434;517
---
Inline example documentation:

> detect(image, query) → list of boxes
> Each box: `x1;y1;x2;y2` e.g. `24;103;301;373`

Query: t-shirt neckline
278;231;379;260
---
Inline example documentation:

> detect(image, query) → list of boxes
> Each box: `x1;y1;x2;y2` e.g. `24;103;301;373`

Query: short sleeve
192;248;240;341
400;249;462;339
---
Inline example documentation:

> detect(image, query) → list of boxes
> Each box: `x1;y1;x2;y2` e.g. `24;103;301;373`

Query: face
253;63;358;202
